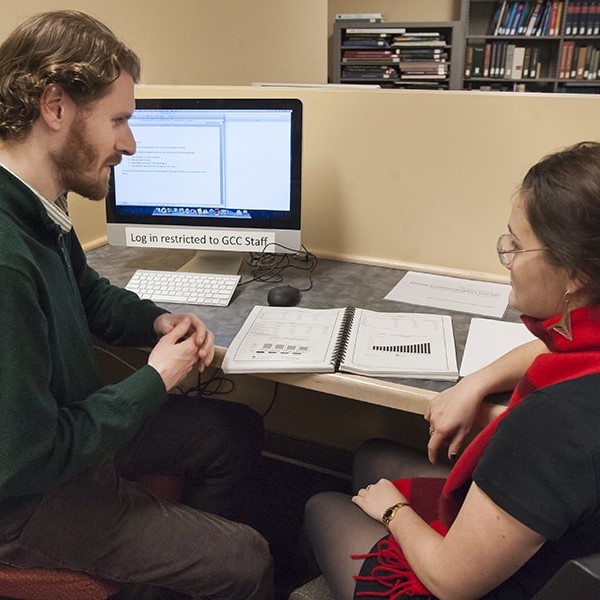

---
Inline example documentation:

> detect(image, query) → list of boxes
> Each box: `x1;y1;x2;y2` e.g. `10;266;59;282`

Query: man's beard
51;116;113;201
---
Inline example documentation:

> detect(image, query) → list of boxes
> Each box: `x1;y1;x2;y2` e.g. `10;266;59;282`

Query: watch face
383;508;393;520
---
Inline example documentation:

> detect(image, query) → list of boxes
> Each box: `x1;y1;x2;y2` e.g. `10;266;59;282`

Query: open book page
222;305;347;374
340;309;458;380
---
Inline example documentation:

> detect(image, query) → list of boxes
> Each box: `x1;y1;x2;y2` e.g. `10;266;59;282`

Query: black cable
238;243;319;292
260;381;280;419
177;370;235;398
178;371;279;419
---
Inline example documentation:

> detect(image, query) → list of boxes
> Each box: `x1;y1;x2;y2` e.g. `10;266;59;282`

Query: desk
87;245;514;428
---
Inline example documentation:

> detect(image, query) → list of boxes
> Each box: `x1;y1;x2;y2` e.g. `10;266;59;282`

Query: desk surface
87;245;515;424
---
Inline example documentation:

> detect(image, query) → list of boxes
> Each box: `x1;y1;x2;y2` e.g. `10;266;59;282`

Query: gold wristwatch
381;501;410;530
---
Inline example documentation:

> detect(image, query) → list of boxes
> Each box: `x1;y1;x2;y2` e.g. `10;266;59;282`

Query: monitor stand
178;250;243;275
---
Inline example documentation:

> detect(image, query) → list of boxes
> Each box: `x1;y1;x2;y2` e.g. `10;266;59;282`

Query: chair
532;552;600;599
0;474;182;600
291;557;600;600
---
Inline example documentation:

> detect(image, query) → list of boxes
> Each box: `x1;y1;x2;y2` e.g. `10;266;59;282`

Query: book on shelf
336;13;384;23
341;65;399;80
471;44;486;77
490;0;563;37
490;1;509;34
465;45;474;77
342;49;399;64
576;44;588;77
345;28;406;35
505;1;522;34
391;39;447;47
511;2;527;35
222;306;458;381
400;73;447;80
566;0;581;34
399;64;448;78
580;0;591;32
583;45;593;77
525;0;544;35
393;48;446;58
342;50;395;58
570;44;580;77
343;39;390;47
589;46;600;79
505;44;516;77
528;46;542;77
522;46;532;76
548;0;559;35
498;43;508;76
483;42;492;77
561;40;575;77
512;45;527;78
533;0;549;34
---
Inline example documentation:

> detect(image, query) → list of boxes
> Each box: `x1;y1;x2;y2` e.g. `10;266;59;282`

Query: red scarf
353;305;600;599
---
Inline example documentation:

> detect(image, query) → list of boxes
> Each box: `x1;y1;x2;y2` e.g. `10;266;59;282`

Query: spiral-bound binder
222;305;458;381
334;306;356;371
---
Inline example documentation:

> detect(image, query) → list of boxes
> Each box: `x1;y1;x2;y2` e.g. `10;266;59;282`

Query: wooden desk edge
213;347;504;427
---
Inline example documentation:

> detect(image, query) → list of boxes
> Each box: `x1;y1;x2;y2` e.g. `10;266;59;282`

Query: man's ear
39;85;71;131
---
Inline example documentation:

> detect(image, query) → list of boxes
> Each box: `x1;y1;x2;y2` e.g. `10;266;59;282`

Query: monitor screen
105;97;302;272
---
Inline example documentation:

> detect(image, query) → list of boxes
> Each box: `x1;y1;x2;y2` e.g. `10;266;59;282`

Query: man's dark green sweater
0;166;169;510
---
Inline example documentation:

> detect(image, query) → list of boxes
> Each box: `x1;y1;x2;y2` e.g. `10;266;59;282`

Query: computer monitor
105;97;302;273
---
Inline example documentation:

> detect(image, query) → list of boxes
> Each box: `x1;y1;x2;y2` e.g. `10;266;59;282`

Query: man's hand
153;313;215;373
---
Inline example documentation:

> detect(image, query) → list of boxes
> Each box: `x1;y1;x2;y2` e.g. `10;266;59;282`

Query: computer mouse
267;285;301;307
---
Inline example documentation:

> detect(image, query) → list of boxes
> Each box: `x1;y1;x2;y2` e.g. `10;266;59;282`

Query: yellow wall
72;84;600;280
1;1;328;85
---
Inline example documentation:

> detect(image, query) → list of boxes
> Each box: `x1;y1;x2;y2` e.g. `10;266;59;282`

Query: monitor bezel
105;97;302;232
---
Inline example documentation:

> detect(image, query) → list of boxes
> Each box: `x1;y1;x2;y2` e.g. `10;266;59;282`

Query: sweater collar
0;164;72;233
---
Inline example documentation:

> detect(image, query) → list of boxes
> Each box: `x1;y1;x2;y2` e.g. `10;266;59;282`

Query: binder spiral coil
333;306;356;371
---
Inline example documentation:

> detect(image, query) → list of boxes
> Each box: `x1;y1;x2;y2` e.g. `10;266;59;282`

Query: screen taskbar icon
150;206;251;218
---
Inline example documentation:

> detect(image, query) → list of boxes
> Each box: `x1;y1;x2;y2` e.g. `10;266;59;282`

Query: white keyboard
126;269;240;307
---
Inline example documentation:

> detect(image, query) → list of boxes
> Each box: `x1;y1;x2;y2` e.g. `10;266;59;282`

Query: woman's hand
352;478;407;523
425;377;484;464
425;339;547;465
153;312;215;372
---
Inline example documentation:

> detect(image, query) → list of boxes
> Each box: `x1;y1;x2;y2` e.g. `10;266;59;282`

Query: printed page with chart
340;308;458;380
222;305;458;381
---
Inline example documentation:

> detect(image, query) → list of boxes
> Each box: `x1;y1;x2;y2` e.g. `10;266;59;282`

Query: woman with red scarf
305;141;600;599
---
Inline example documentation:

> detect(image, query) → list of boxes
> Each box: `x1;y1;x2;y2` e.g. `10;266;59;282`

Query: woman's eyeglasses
496;233;546;267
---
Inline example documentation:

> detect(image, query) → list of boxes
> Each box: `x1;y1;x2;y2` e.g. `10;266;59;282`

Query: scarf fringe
352;538;433;599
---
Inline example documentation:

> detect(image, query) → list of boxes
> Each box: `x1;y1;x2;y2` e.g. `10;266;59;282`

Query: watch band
381;501;410;530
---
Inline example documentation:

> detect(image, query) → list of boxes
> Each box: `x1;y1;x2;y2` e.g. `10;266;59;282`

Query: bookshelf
331;21;463;90
460;0;600;93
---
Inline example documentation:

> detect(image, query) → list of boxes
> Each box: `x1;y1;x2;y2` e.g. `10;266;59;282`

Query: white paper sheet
385;272;511;318
460;318;536;377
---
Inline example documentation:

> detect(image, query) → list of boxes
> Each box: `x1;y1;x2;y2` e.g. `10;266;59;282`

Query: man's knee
218;401;264;461
223;525;273;599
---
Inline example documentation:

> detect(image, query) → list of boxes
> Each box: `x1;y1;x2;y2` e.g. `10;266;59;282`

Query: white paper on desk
385;272;511;318
460;318;536;377
222;306;346;373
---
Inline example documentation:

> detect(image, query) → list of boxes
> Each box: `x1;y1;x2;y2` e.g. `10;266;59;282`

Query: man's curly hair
0;10;140;140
